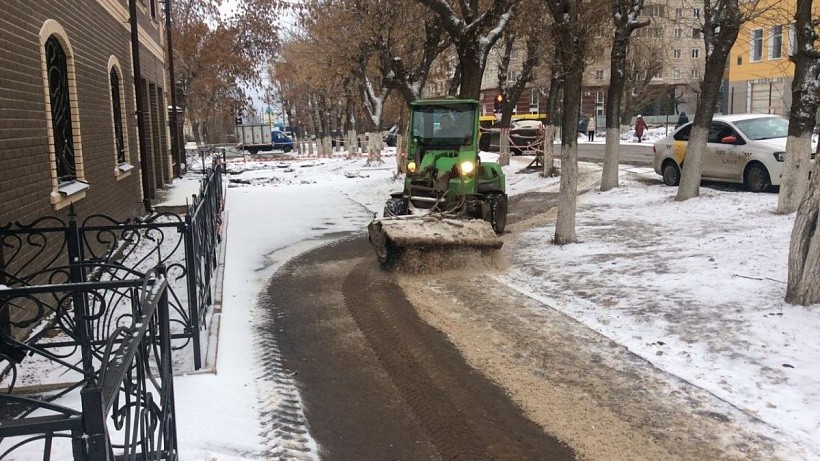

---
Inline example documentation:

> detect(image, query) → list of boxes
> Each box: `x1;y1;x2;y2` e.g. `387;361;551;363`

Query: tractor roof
411;98;479;107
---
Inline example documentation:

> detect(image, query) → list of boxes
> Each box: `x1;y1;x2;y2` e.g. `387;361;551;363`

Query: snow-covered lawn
502;169;819;457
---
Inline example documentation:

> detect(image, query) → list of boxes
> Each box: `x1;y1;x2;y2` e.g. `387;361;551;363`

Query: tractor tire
487;193;507;235
383;197;410;217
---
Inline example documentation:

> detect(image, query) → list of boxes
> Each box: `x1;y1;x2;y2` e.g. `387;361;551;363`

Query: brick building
0;0;173;226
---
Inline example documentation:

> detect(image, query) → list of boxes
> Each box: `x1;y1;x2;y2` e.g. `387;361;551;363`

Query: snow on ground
4;148;819;459
193;152;818;459
501;170;820;458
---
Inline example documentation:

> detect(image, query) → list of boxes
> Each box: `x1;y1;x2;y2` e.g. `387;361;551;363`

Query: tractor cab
404;100;503;211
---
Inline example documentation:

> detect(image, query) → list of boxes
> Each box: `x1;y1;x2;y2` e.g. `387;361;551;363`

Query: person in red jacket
635;115;647;143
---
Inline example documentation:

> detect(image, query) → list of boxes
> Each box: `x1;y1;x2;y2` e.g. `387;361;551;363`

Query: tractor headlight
459;160;475;176
773;152;785;162
407;161;417;173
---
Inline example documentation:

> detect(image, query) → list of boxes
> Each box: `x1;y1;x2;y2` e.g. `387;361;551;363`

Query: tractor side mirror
721;135;738;144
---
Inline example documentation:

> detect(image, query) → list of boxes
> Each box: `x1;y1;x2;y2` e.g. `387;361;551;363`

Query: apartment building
581;0;707;126
723;0;798;115
0;0;172;226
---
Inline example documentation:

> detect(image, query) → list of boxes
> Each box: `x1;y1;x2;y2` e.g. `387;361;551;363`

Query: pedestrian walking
676;112;689;128
635;115;647;143
587;115;596;142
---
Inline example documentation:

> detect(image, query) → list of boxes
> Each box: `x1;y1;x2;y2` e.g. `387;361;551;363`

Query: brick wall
0;0;170;340
0;0;171;224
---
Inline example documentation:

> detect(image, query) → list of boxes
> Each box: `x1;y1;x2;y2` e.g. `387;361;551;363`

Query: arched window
110;67;125;164
45;35;76;183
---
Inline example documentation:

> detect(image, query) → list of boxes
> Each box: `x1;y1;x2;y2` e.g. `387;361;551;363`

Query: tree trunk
542;125;555;177
499;127;511;166
365;132;384;166
554;64;582;245
786;165;820;304
457;48;484;99
777;0;820;214
676;125;709;199
675;0;740;201
348;129;358;157
395;134;406;173
779;133;814;213
601;27;635;191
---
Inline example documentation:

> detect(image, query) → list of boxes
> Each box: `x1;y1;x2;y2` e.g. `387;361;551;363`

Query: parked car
184;141;198;154
653;114;796;192
479;117;544;154
383;124;399;147
271;129;294;152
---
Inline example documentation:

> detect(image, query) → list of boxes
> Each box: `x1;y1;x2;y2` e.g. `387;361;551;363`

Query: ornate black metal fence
0;266;177;460
0;159;223;371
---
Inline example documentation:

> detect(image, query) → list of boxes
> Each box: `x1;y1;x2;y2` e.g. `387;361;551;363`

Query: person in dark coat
635;115;648;143
676;112;689;128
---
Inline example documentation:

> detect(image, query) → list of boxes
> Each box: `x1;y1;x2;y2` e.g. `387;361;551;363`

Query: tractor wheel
383;197;410;217
487;193;507;235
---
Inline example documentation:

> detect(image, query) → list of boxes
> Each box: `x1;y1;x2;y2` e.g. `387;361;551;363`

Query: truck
236;124;294;154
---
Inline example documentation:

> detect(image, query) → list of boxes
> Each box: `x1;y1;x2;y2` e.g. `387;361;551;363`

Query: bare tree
676;0;745;201
542;63;562;177
413;0;517;99
778;0;820;214
494;0;550;166
600;0;650;191
173;0;282;141
786;0;820;304
545;0;595;244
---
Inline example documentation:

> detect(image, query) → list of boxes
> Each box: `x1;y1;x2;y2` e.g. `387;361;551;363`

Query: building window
693;8;700;18
40;20;87;208
692;48;700;58
674;28;683;39
789;23;797;56
693;28;702;39
675;7;683;18
110;69;125;164
751;28;763;62
647;5;665;17
530;89;539;111
672;69;682;79
691;68;700;79
595;69;604;80
673;49;681;59
150;0;157;19
596;91;604;104
45;35;76;183
769;25;783;59
737;55;743;65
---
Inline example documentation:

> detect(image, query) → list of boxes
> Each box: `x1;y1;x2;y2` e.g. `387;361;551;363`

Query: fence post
81;384;108;460
68;209;95;379
183;211;202;370
156;265;179;457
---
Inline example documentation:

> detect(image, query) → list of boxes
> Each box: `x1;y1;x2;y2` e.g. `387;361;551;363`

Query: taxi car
653;114;792;192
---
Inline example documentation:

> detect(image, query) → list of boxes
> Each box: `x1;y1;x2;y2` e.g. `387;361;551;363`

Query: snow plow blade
367;215;503;267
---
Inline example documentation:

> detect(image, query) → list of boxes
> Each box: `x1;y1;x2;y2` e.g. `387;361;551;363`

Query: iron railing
0;158;224;370
0;266;177;460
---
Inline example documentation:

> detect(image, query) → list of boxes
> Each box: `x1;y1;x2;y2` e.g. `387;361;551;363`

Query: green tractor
367;98;508;267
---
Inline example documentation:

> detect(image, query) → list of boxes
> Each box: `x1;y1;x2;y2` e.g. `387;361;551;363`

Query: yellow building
725;0;805;115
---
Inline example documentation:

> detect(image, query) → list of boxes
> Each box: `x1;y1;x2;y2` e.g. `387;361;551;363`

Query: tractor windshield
411;104;476;147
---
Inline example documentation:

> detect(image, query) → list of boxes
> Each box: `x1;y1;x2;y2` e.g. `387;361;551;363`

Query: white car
653;114;793;192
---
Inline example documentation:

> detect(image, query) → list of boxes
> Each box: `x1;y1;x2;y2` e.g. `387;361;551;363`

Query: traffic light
493;93;504;112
